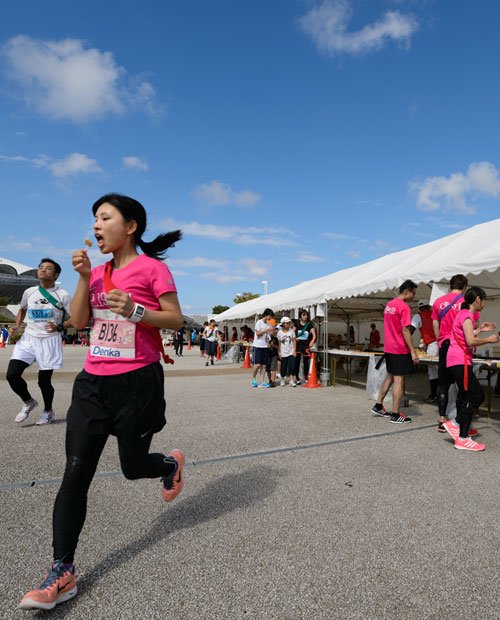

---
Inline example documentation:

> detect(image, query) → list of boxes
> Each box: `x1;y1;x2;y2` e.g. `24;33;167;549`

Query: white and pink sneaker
454;437;486;451
443;419;460;441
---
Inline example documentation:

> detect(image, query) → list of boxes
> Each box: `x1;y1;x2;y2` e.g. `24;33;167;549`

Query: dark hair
299;308;310;321
263;308;274;318
461;286;486;310
39;257;61;277
399;279;417;294
450;274;468;291
92;193;181;260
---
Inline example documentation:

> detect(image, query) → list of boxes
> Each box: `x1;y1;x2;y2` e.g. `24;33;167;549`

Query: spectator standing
371;280;418;424
293;309;316;383
267;336;279;387
410;300;439;402
251;308;275;387
368;323;381;349
199;322;208;357
277;317;297;386
175;321;186;356
203;319;219;366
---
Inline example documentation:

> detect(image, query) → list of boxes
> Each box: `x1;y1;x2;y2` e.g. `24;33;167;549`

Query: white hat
280;316;292;324
418;300;430;308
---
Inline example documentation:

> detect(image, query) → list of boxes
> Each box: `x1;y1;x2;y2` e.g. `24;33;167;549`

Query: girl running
19;194;185;610
443;287;499;451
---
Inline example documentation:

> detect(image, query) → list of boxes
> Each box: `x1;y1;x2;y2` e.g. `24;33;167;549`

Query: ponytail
137;230;182;260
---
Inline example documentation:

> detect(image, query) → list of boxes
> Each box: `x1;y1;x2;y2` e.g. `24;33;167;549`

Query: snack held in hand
84;238;93;247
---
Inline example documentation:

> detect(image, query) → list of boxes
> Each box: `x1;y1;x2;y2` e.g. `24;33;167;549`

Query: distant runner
6;258;71;425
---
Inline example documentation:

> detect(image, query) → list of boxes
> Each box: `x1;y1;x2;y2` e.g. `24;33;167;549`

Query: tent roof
216;218;500;321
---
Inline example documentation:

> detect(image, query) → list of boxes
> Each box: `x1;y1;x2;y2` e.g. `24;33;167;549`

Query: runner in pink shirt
431;274;494;432
442;287;499;451
19;194;186;611
371;279;418;424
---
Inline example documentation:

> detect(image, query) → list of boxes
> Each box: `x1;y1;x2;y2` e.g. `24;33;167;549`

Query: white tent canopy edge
215;218;500;322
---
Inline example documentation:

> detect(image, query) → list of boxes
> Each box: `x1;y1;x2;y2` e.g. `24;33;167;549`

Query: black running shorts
385;352;413;377
67;362;166;447
254;347;270;366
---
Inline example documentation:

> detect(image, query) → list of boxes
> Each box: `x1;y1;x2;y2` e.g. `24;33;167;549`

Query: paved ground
0;346;499;619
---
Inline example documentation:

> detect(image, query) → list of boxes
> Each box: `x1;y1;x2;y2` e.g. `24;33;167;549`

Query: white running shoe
15;399;38;423
280;380;286;387
36;410;55;425
289;380;297;387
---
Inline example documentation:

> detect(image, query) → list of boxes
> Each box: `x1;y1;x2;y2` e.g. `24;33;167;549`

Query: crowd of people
371;275;499;452
3;201;498;611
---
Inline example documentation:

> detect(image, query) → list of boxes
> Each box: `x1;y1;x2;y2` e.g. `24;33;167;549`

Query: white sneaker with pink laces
454;437;486;451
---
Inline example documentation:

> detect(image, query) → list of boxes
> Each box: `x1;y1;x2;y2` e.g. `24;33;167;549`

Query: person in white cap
277;317;297;386
410;299;439;403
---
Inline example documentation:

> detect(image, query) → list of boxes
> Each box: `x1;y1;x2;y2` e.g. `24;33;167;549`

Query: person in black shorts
371;280;418;424
18;193;186;611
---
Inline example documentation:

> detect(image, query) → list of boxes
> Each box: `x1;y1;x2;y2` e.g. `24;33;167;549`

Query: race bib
28;308;54;322
90;309;136;359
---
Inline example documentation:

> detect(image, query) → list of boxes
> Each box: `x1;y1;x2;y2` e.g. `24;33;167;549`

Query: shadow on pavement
35;465;284;618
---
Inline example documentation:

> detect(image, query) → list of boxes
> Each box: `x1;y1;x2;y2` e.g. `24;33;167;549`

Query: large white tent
216;218;500;323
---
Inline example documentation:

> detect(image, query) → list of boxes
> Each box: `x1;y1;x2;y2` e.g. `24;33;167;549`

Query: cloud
294;253;325;263
193;180;261;207
0;154;30;162
240;258;272;278
411;161;500;213
169;257;229;269
2;35;163;123
298;0;418;57
166;256;272;285
160;217;298;247
33;152;102;177
322;231;358;240
122;156;149;172
201;273;248;284
0;151;102;179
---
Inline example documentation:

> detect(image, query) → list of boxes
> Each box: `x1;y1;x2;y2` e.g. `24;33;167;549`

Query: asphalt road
0;347;498;619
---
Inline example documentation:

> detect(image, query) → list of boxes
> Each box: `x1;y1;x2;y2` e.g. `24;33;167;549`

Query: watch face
136;305;145;318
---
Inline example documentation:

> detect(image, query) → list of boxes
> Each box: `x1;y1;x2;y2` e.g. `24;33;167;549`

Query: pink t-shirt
431;292;480;346
84;254;177;376
383;297;411;354
447;309;473;367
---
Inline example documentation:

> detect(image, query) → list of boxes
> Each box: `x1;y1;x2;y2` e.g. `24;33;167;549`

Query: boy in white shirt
251;308;275;387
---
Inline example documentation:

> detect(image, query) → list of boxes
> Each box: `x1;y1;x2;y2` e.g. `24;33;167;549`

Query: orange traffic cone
302;352;322;388
241;346;252;368
0;334;5;348
216;343;222;361
187;340;192;351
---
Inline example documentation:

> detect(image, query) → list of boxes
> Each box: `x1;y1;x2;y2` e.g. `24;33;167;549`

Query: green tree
212;304;230;314
233;292;260;304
